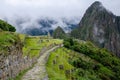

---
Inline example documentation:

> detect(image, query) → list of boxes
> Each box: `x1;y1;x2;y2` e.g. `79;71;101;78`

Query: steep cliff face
71;1;120;57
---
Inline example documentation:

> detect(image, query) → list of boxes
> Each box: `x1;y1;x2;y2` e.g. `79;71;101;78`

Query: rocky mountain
71;1;120;57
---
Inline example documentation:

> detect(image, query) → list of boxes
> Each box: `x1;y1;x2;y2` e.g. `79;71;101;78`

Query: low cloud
0;0;119;33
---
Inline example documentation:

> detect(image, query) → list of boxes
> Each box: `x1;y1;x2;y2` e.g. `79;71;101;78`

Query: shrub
63;39;120;80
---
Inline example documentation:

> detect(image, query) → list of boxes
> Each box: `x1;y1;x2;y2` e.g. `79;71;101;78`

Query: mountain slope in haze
71;1;120;57
23;18;78;35
53;26;66;39
4;17;79;35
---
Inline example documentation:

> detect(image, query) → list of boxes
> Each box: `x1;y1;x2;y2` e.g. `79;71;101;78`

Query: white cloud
0;0;120;18
0;0;119;33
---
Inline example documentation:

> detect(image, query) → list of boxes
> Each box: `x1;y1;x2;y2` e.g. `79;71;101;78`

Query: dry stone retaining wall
0;41;59;80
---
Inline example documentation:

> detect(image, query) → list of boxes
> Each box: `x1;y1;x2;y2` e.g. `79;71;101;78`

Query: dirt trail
22;46;60;80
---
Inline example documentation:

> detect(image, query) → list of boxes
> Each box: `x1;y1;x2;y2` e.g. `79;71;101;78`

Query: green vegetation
0;19;16;32
47;47;115;80
0;32;17;45
63;38;120;80
70;28;81;39
22;36;63;58
46;48;74;80
0;31;19;54
47;38;120;80
18;34;26;43
53;26;66;39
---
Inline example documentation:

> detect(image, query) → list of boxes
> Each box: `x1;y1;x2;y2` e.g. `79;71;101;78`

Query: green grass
46;46;114;80
22;36;63;58
0;31;17;45
18;34;26;43
0;31;19;54
29;49;40;58
46;47;74;80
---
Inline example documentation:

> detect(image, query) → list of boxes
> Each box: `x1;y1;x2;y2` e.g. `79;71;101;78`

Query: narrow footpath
22;46;60;80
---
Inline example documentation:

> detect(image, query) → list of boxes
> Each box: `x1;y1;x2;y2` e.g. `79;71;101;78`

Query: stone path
22;46;60;80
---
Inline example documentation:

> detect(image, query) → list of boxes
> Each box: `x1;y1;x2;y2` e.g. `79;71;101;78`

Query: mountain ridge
71;1;120;57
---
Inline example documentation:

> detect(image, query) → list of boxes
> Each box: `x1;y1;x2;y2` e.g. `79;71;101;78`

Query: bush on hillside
0;20;16;32
63;38;120;80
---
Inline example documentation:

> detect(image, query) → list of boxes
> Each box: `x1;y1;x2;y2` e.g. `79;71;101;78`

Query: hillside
0;19;16;32
71;1;120;57
46;38;120;80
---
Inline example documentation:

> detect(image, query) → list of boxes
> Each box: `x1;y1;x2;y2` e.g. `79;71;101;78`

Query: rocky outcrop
71;1;120;57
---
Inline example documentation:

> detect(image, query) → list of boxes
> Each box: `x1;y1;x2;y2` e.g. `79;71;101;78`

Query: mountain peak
90;1;105;11
85;1;113;16
92;1;102;6
71;1;120;57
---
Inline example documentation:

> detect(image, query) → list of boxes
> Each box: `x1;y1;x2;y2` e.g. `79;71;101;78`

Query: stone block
59;65;64;70
53;60;56;64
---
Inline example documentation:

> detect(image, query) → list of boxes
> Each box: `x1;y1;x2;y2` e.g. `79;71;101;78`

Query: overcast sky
0;0;119;19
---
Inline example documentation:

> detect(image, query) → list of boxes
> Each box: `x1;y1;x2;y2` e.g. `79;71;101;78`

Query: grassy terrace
0;31;18;45
46;46;115;80
46;47;74;80
46;47;92;80
18;34;26;43
0;31;19;54
21;35;63;58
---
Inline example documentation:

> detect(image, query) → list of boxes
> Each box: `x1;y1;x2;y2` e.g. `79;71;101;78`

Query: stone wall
0;41;59;80
0;42;33;80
